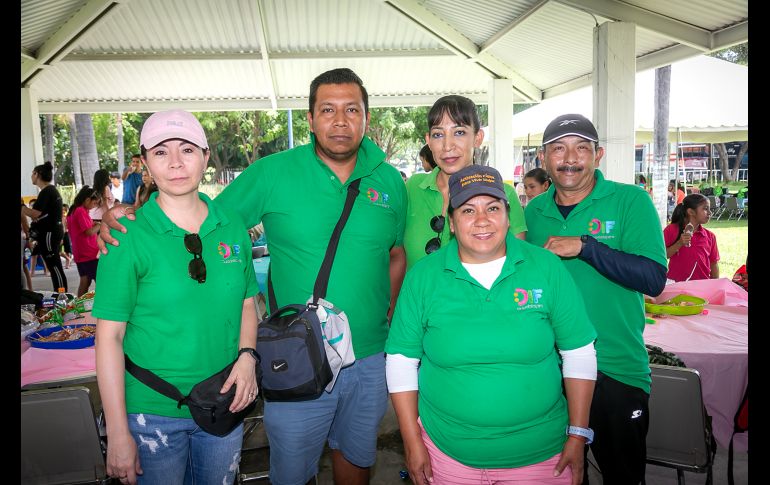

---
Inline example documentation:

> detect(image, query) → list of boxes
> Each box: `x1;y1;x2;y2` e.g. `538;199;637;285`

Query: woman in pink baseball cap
92;110;260;484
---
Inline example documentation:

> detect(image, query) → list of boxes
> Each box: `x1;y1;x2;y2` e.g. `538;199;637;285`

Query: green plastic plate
644;294;708;316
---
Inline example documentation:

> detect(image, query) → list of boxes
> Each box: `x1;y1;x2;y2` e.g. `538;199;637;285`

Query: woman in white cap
92;110;259;484
386;164;597;485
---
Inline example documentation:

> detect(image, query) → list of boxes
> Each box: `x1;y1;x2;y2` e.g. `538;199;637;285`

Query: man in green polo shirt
524;114;667;485
99;68;407;485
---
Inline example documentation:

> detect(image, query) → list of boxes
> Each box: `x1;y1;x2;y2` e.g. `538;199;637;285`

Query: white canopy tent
501;55;747;148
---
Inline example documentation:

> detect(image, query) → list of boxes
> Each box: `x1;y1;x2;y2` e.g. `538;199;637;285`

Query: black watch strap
238;347;260;362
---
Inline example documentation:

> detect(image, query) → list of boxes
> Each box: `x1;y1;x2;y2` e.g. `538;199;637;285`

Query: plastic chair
721;196;745;221
237;398;270;483
707;196;724;219
727;387;748;485
21;386;109;484
646;364;715;485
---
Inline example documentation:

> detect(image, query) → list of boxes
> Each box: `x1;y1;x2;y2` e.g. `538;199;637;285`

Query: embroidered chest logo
513;288;544;310
218;242;243;264
587;218;616;240
366;187;391;208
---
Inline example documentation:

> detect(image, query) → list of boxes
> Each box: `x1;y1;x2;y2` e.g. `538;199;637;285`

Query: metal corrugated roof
74;0;263;53
21;0;748;113
263;0;443;52
21;0;87;53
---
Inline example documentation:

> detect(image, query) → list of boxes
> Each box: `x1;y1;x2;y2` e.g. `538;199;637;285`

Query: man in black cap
524;113;668;484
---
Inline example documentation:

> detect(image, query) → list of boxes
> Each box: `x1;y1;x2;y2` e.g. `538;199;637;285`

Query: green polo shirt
524;170;667;393
215;135;407;358
403;168;527;270
386;233;596;468
92;192;258;418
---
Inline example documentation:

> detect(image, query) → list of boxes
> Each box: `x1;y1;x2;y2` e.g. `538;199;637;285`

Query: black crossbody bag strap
267;178;361;310
124;354;187;408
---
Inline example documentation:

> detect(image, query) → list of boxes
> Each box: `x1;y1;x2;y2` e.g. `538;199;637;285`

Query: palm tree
75;113;100;187
44;114;54;164
67;114;83;189
116;113;125;174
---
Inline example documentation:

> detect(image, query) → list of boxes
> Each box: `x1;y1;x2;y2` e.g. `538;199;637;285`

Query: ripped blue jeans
127;413;243;485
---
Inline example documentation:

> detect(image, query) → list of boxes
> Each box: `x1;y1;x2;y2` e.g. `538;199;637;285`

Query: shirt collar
442;232;525;285
538;168;616;219
418;167;441;191
309;133;386;182
141;191;228;238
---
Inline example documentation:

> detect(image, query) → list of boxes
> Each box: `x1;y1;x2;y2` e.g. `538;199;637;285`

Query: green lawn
705;218;748;278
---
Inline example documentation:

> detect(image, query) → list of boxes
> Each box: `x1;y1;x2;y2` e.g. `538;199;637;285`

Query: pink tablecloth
644;283;748;452
653;277;748;307
21;347;96;388
21;313;97;388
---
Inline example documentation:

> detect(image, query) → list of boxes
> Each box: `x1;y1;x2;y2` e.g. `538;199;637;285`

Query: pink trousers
420;423;573;484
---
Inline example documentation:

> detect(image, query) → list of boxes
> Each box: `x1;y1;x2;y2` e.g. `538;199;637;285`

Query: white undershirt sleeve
559;342;597;380
385;353;420;392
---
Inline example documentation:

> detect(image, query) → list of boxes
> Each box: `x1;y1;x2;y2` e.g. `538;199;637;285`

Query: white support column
593;22;636;184
488;79;514;183
21;88;43;197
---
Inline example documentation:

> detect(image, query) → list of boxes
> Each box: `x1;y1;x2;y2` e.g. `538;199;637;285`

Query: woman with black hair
402;95;527;270
90;168;115;222
664;193;720;281
22;162;67;292
67;185;101;296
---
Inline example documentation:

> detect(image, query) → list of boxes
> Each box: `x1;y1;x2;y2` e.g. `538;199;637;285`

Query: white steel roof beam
479;0;549;55
712;21;748;50
61;49;455;62
21;0;124;86
556;0;711;51
384;0;542;103
255;0;278;110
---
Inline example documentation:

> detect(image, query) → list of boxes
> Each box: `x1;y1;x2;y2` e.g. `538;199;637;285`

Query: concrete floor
31;265;748;484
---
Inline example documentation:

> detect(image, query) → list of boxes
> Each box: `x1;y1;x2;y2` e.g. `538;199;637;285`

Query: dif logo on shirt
588;218;616;239
513;288;544;310
218;242;243;264
366;187;391;208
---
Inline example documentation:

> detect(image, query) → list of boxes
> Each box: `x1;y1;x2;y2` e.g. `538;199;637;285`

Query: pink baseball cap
140;110;208;150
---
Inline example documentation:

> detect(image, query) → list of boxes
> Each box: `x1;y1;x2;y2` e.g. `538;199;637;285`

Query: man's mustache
557;166;583;173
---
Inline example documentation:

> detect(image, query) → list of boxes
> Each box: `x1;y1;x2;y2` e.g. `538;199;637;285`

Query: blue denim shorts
127;413;243;485
263;352;388;485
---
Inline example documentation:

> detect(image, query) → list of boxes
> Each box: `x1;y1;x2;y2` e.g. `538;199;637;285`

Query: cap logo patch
459;173;496;187
167;120;184;127
558;119;580;126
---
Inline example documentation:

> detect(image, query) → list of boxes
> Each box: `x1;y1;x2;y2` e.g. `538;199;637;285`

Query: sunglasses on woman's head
184;233;207;283
425;215;445;254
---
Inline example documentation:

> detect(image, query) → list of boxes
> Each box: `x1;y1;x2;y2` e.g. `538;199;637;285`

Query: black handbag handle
124;354;187;408
267;178;361;311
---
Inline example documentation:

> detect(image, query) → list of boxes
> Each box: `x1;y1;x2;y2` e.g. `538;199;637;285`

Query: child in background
60;204;73;269
66;186;101;296
664;193;720;281
732;258;748;291
522;167;551;204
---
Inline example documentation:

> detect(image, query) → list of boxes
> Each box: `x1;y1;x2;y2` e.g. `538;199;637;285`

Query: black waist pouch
125;355;256;437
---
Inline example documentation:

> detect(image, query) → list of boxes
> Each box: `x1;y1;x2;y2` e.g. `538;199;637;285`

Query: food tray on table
644;294;708;316
27;324;96;349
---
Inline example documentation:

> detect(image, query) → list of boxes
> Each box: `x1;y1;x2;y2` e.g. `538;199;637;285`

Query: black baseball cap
542;113;599;145
449;165;508;209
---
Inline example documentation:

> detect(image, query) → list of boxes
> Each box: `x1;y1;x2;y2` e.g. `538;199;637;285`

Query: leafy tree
710;43;748;65
366;106;429;162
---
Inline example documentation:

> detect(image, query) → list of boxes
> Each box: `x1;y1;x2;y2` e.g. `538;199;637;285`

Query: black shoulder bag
256;178;361;401
124;355;255;437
